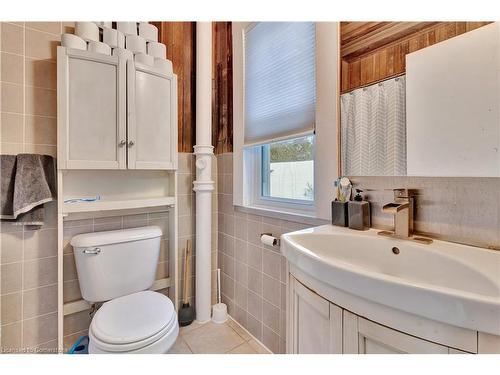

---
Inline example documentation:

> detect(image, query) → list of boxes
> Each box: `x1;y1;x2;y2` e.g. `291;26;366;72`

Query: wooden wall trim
153;21;197;153
153;22;233;154
212;22;233;154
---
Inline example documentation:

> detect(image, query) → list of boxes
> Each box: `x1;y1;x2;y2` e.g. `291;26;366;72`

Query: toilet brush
178;240;195;326
211;268;228;324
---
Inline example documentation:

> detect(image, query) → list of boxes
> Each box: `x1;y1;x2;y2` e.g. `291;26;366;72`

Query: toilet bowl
88;291;178;354
71;226;179;354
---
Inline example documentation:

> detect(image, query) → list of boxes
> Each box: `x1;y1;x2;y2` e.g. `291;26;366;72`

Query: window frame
244;135;316;217
232;22;339;220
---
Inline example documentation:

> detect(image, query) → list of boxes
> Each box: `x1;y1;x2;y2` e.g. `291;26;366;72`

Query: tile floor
168;318;270;354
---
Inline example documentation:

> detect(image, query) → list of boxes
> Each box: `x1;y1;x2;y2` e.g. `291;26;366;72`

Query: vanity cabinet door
127;61;178;170
478;332;500;353
343;311;450;354
57;48;127;169
288;277;342;354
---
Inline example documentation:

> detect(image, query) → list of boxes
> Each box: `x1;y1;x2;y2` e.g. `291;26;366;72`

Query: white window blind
244;22;316;146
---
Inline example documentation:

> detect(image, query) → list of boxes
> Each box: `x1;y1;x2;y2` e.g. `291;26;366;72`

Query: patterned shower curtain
341;75;407;176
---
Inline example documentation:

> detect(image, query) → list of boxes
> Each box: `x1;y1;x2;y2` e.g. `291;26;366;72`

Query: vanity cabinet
57;47;178;170
288;277;342;354
288;274;480;354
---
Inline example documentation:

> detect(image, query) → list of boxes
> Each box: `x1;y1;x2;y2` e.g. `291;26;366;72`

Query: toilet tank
70;226;162;303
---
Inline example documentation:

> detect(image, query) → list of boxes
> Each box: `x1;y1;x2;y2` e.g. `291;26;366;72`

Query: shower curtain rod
341;72;406;95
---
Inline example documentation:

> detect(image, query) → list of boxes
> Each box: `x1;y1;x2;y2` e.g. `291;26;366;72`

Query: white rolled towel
135;53;154;66
112;47;134;61
61;34;87;50
103;28;125;49
87;41;111;55
138;22;158;42
147;41;166;59
94;21;112;29
117;22;138;36
126;34;147;54
75;22;99;42
154;58;173;74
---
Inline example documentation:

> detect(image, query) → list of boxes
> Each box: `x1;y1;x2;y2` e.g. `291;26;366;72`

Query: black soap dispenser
348;189;371;231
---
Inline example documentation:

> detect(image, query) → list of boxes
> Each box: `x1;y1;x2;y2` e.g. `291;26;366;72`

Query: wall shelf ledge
62;196;175;214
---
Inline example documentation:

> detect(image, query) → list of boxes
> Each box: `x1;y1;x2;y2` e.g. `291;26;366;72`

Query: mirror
339;21;500;177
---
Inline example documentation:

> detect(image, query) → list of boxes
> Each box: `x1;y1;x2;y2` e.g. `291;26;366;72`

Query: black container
331;201;349;227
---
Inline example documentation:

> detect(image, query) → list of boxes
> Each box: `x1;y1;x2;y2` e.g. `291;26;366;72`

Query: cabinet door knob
128;140;135;147
119;140;127;147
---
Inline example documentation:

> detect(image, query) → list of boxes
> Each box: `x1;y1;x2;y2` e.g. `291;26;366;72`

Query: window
232;22;339;219
243;22;316;209
261;135;314;202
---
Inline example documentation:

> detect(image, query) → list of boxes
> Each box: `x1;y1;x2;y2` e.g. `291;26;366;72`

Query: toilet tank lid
70;226;162;248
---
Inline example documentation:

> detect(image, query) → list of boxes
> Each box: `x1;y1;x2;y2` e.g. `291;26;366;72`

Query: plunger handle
183;240;191;305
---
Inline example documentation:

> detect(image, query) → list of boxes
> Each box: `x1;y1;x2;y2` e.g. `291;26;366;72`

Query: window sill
234;204;328;227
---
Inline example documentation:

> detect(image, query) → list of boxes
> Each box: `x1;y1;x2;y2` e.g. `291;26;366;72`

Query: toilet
70;226;179;354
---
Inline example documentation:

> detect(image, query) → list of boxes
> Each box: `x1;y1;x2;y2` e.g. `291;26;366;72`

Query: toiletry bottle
348;189;371;230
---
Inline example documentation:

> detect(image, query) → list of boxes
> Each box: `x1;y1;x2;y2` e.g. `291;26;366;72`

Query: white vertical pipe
193;22;214;323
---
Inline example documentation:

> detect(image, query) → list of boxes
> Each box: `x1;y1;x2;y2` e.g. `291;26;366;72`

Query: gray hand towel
1;154;57;229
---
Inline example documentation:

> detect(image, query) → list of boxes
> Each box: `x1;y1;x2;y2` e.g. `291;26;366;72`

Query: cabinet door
57;47;127;169
343;311;449;354
127;61;178;170
478;332;500;354
288;277;342;354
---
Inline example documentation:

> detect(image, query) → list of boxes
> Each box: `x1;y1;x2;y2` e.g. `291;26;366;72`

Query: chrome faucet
381;189;414;238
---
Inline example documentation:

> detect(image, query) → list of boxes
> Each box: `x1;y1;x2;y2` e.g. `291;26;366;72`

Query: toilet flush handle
83;247;101;255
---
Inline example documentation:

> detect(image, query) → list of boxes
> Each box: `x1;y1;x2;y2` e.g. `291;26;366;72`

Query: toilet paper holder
260;233;280;247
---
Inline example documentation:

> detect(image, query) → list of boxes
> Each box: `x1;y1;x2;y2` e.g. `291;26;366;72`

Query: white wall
406;22;500;177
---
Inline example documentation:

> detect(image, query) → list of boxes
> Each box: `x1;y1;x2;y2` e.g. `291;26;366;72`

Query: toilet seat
89;291;178;353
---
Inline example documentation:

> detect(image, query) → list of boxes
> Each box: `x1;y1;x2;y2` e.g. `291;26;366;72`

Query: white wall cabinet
127;62;178;169
58;48;127;169
58;47;178;170
288;277;342;354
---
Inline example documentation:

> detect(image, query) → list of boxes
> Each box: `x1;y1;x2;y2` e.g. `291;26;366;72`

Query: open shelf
62;196;175;214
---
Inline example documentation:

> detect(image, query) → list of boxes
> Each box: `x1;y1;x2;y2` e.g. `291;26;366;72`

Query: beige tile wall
350;176;500;250
217;153;312;354
0;22;73;354
1;203;59;353
176;152;219;307
217;153;500;354
0;21;209;353
0;22;74;157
